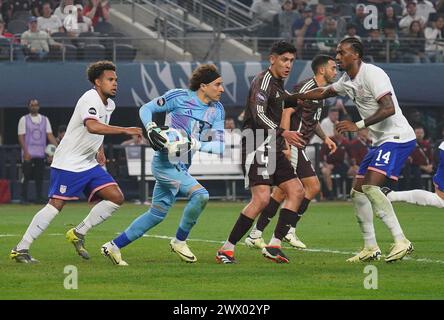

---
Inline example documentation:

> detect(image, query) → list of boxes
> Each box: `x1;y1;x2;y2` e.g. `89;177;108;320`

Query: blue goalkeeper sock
175;188;209;241
113;207;167;248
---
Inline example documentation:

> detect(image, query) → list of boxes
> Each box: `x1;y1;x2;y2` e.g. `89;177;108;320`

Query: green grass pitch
0;201;443;300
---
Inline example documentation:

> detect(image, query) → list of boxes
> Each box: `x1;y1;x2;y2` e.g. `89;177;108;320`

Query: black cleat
261;246;289;263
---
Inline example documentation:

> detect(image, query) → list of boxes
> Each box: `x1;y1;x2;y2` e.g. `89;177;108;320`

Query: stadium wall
0;61;443;108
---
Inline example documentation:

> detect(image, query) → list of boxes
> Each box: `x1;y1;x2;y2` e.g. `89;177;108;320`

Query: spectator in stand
331;6;347;38
399;1;427;34
293;6;320;59
425;14;444;62
54;0;74;23
366;0;393;13
21;15;61;60
380;5;400;31
400;20;429;62
37;2;63;35
0;20;14;39
291;0;307;13
18;99;58;204
415;0;436;23
1;0;13;25
31;0;45;17
83;0;110;27
346;128;371;184
437;0;444;15
224;117;242;147
383;20;401;62
403;125;434;189
313;3;326;25
343;23;362;41
320;129;349;200
278;0;300;42
10;0;32;16
316;17;337;56
351;3;370;37
66;4;92;37
364;28;386;62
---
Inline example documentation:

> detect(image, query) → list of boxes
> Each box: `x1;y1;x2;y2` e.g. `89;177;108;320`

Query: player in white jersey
10;61;143;263
286;38;416;262
382;141;444;208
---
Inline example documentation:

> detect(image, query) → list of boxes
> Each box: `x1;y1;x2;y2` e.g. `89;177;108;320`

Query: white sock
269;234;281;247
221;241;235;251
75;200;120;235
362;185;405;242
388;190;444;208
249;226;262;238
171;238;185;244
351;189;377;248
16;204;59;251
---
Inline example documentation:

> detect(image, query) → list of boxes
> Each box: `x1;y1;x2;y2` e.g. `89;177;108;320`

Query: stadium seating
7;20;28;34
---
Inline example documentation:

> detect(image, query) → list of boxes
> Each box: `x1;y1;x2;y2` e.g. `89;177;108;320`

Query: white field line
2;233;444;265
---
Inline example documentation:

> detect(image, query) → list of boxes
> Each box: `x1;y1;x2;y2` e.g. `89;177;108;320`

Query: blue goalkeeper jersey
139;89;225;158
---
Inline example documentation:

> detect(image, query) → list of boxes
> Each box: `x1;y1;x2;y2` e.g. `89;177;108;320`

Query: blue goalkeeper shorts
150;153;200;207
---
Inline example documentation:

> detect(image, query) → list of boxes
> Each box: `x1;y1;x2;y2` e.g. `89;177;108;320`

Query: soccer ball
160;128;190;161
45;144;57;156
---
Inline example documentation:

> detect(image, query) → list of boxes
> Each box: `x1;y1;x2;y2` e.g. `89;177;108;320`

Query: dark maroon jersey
288;77;324;142
242;69;286;151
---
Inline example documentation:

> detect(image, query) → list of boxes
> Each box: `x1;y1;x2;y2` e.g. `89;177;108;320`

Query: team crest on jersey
59;185;67;194
88;107;97;115
157;98;165;106
256;92;266;103
276;92;280;98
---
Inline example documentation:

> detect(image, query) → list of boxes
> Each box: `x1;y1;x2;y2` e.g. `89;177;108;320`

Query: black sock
255;197;280;232
291;198;311;228
228;213;255;245
273;208;299;240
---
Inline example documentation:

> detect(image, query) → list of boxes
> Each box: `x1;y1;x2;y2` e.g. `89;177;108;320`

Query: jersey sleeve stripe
376;91;392;102
83;117;99;125
165;92;187;101
257;104;277;129
260;72;272;91
299;79;315;93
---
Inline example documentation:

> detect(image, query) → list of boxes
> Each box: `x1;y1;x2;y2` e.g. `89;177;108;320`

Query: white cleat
347;246;382;262
385;239;414;263
170;239;197;263
283;232;307;249
101;241;128;266
245;236;266;249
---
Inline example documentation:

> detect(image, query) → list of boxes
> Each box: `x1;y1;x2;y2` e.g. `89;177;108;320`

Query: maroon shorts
290;146;316;179
241;139;297;189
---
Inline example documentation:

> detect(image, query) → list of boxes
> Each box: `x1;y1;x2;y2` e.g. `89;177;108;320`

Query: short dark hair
311;54;335;73
87;61;116;84
269;40;296;56
339;37;364;58
189;64;220;91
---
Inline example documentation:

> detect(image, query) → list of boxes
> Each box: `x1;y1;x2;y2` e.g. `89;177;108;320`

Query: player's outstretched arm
285;86;337;104
85;119;142;137
336;94;395;134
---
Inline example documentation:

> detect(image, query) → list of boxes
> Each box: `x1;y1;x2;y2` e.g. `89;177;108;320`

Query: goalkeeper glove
145;122;169;151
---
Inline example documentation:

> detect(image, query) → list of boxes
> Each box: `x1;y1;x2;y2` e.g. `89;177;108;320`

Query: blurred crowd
244;0;444;62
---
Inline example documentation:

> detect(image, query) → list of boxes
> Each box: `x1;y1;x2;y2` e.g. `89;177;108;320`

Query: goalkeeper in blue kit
101;64;225;265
